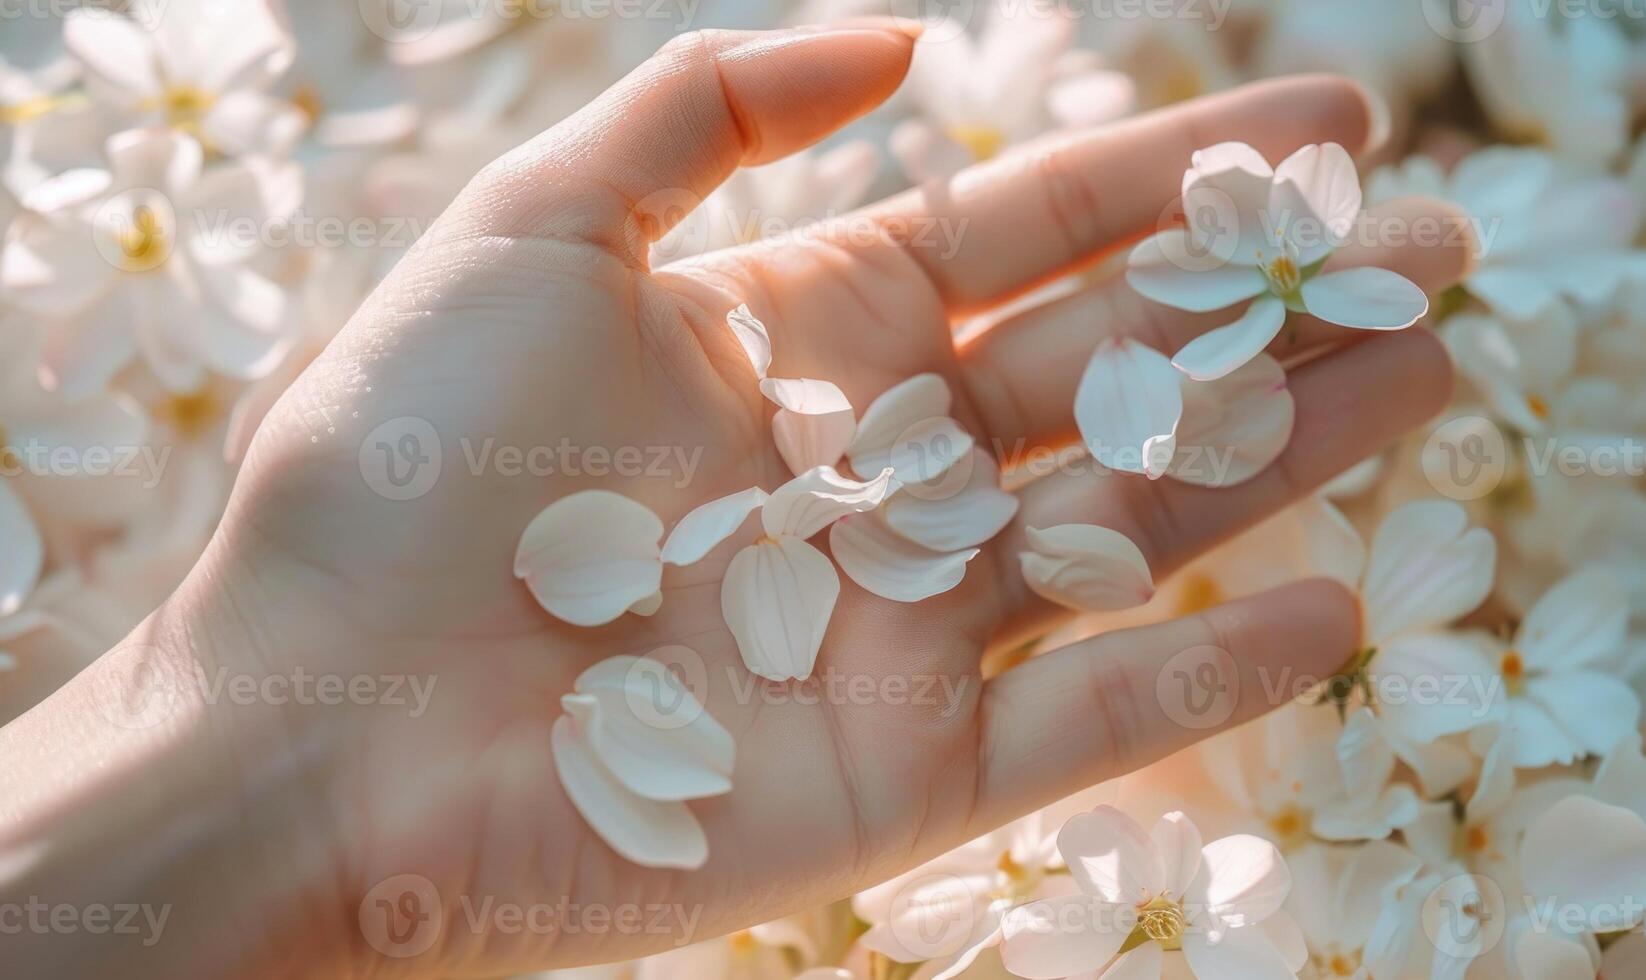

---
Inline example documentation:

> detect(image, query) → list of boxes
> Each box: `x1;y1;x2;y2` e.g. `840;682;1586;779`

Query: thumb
453;23;920;264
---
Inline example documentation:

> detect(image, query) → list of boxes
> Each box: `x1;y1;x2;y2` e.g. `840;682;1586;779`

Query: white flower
0;128;302;395
853;808;1075;980
890;0;1133;182
63;0;305;158
1001;806;1304;980
552;656;733;870
515;490;666;628
1369;148;1644;321
1128;142;1429;382
1463;0;1631;170
1073;338;1294;485
1283;840;1424;980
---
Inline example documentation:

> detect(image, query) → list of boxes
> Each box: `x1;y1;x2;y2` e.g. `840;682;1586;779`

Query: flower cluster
7;1;1646;978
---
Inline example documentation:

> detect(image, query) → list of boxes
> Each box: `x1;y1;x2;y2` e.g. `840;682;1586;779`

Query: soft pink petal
551;716;709;870
848;373;952;470
565;656;734;802
1182;142;1278;268
1001;897;1128;980
1168;354;1293;488
1192;835;1290;932
1522;796;1646;928
830;513;978;603
1151;812;1204;899
722;536;838;681
1300;268;1428;331
1180;923;1296;980
63;10;161;95
1075;338;1183;479
514;491;664;627
1362;501;1496;643
1020;524;1155;612
37;294;136;398
1271;142;1361;246
1058;805;1164;905
1171;296;1287;383
661;487;766;566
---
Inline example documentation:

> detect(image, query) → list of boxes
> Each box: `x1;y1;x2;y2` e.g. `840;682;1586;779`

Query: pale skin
0;23;1473;978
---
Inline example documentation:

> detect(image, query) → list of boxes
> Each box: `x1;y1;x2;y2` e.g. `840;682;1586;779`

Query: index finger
858;74;1383;315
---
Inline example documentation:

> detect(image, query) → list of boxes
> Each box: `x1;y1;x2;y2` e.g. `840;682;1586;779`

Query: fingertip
1245;73;1380;157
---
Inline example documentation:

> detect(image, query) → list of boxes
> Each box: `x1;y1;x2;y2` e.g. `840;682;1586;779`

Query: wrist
0;563;357;978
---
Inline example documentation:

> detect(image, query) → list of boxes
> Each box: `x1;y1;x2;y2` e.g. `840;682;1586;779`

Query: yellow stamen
114;205;170;272
1526;394;1551;421
1136;895;1186;950
1501;650;1526;696
157;390;221;440
944;124;1007;163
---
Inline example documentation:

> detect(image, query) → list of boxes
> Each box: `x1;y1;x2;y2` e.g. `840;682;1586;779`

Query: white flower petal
1171;296;1288;383
1126;230;1269;313
661;487;766;566
1516;566;1627;669
722;536;839;681
1000;897;1127;980
1362;501;1496;643
628;592;663;617
849;415;974;487
1373;633;1495;744
882;449;1018;552
848;373;952;467
1057;805;1164;905
1522;672;1641;764
566;656;734;801
762;465;895;540
551;714;709;870
1181;923;1296;980
1183;142;1278;268
1152;811;1203;899
726;304;772;379
1020;524;1155;612
1300;268;1429;331
0;482;44;618
1168;353;1294;487
830;513;977;603
761;378;857;475
1074;338;1183;479
514;491;664;627
1194;834;1290;932
37;296;137;398
1272;142;1361;244
63;10;161;95
1522;796;1646;925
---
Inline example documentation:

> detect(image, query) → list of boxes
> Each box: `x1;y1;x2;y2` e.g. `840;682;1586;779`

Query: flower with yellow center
1129;141;1429;382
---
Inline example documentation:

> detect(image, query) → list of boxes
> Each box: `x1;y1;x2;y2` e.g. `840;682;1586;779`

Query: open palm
195;25;1471;977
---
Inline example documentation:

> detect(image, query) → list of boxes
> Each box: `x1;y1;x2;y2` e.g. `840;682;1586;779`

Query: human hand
0;23;1471;978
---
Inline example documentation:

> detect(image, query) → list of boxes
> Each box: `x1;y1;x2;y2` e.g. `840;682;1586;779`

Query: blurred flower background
6;0;1646;977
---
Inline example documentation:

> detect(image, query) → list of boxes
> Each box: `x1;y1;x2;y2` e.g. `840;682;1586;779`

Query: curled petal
830;513;978;603
722;537;839;681
1020;524;1155;612
662;487;767;566
761;378;856;474
726;304;772;378
1300;268;1429;331
1127;229;1269;313
883;449;1019;552
514;491;663;627
762;465;895;540
1074;338;1183;480
1272;142;1362;250
551;715;709;869
1168;353;1295;487
564;656;734;801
